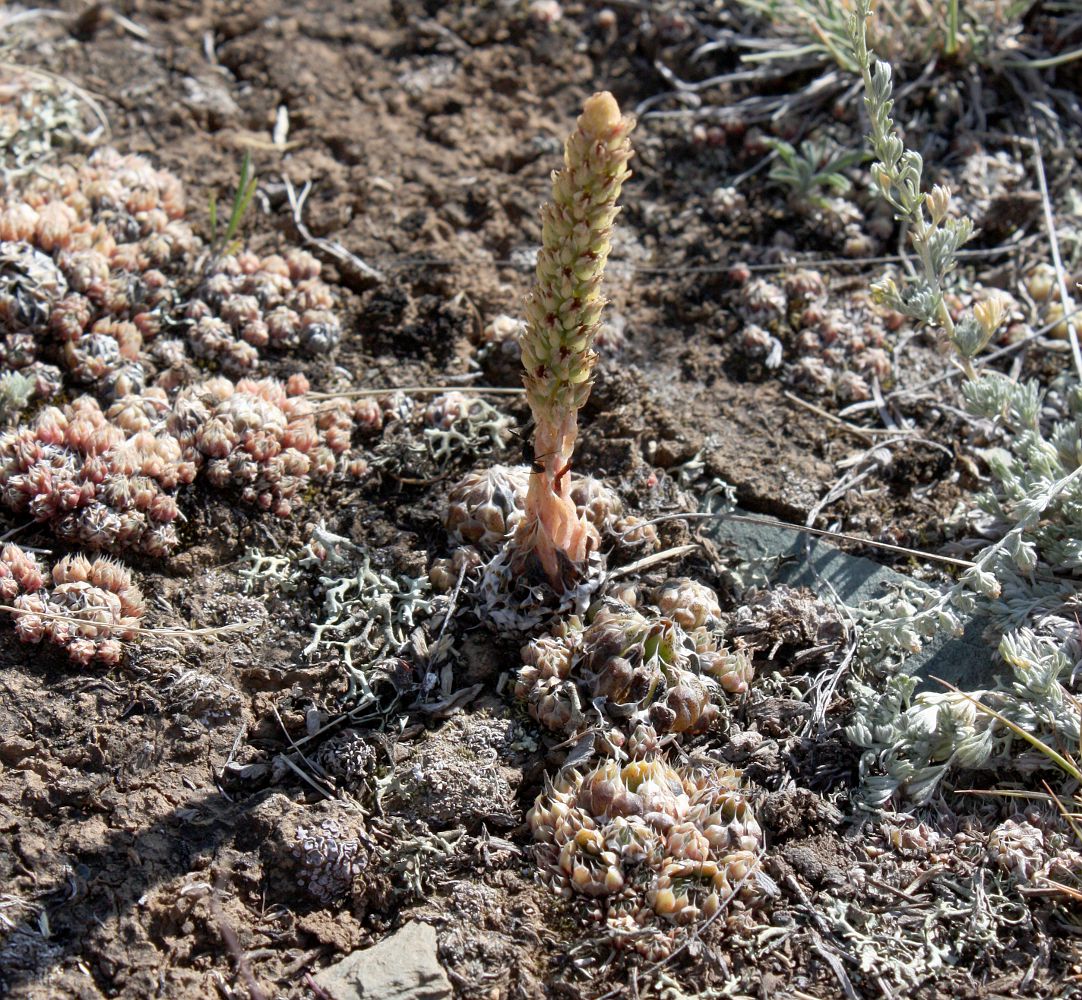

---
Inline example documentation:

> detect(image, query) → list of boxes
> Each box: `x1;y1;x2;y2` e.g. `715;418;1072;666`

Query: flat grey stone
313;921;451;1000
708;510;995;692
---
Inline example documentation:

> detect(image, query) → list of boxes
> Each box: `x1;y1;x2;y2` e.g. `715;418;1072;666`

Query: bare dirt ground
2;2;1082;998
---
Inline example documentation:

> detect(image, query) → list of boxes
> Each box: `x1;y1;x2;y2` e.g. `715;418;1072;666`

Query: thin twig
606;544;700;579
206;892;270;1000
307;385;525;401
623;511;977;569
270;704;337;800
0;522;36;542
283;177;384;283
0;604;260;638
813;938;861;1000
1028;123;1082;380
783;390;880;442
315;239;1035;280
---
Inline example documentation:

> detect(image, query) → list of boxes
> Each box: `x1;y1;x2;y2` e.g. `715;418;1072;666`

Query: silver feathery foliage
844;1;1082;808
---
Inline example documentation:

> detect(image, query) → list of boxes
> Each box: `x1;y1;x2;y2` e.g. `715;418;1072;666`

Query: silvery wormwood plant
842;0;1082;809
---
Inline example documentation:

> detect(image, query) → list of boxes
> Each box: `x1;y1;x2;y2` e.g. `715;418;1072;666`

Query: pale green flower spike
516;91;635;587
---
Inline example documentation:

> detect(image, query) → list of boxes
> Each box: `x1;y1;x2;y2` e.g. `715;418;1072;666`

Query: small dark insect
516;419;538;467
530;450;555;475
519;424;571;491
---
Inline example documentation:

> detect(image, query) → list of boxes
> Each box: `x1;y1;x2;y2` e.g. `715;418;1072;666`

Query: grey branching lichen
423;391;513;467
241;525;450;703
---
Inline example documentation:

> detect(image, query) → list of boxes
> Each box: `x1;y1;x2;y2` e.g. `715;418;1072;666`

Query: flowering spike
516;91;635;586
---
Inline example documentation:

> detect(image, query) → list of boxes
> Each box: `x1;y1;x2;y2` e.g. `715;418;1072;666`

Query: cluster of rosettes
528;759;762;948
188;248;341;372
0;148;197;397
0;147;347;394
987;814;1082;888
314;728;377;792
0;374;367;552
168;375;365;517
515;579;753;743
0;393;190;555
290;817;368;905
444;464;657;553
733;267;893;403
0;242;65;407
0;542;45;599
7;550;144;665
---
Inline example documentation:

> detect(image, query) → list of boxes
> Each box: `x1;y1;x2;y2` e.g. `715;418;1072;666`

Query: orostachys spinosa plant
516;91;635;588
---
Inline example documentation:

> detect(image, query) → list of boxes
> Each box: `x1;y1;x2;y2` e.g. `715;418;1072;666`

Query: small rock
0;734;35;765
313;921;451;1000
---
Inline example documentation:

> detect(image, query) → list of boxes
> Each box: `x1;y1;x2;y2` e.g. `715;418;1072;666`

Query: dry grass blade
1038;877;1082;900
1028;124;1082;380
933;676;1082;783
606;544;700;579
1042;778;1082;846
307;385;524;401
0;603;260;640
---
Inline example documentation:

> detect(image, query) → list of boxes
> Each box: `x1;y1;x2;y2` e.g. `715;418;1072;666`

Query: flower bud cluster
527;758;762;948
517;91;635;583
520;92;633;449
8;550;144;665
515;581;752;741
476;311;627;378
732;267;892;403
